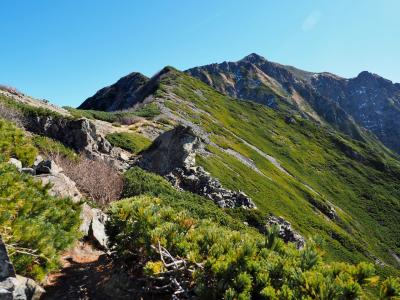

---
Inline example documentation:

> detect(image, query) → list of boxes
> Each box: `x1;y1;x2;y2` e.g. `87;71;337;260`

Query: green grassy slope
150;69;400;276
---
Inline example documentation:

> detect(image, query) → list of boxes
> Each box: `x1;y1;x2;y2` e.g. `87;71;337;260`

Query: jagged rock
0;237;44;300
8;158;22;171
35;160;62;175
25;116;112;156
266;216;305;249
139;126;256;209
79;204;109;250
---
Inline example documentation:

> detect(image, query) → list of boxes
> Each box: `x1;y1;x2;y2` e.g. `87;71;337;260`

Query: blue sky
1;1;399;107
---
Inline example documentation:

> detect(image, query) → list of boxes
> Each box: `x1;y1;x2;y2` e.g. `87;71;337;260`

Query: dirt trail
41;242;112;300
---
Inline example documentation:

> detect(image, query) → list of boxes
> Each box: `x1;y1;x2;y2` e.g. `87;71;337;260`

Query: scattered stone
8;158;22;171
266;216;305;249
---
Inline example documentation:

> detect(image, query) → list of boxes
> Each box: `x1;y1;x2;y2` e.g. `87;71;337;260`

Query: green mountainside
80;67;400;276
1;61;400;299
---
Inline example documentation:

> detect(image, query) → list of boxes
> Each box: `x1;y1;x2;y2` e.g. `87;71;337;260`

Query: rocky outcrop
138;125;200;175
266;216;305;249
25;116;130;170
79;204;109;250
26;117;112;156
0;237;45;300
139;126;256;209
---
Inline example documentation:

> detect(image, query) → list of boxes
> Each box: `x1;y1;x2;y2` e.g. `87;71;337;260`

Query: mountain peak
240;53;267;64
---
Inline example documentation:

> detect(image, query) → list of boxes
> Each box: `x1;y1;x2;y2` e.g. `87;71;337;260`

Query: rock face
0;237;44;300
139;125;200;175
26;117;112;156
187;53;400;153
266;216;305;249
139;126;256;209
25;116;130;170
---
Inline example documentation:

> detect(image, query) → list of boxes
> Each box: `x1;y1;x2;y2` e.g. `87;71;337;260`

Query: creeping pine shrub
0;118;37;166
0;118;81;280
106;196;381;299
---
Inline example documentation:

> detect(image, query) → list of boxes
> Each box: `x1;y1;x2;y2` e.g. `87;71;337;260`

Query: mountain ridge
186;53;400;153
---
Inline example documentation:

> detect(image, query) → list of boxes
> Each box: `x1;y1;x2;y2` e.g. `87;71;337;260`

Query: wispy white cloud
302;10;321;32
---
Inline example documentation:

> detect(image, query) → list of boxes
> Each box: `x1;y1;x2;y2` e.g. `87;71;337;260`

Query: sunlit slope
153;68;400;274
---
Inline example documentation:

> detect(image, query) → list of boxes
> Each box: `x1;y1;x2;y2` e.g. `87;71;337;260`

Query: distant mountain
187;53;400;153
79;72;149;111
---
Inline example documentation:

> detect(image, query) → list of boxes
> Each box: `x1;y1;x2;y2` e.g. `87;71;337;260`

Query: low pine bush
0;118;81;280
106;196;382;299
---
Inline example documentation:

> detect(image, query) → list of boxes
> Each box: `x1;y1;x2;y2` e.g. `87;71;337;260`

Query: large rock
7;158;22;171
35;160;62;175
139;125;200;174
139;126;256;209
0;238;15;280
79;204;109;250
35;160;82;203
37;173;82;203
0;237;44;300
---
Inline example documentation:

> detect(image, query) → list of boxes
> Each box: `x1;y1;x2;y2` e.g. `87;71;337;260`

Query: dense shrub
0;118;37;166
106;132;151;154
0;118;81;280
106;196;380;299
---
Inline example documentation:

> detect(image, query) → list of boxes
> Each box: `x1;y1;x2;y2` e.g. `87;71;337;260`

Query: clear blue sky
1;1;399;107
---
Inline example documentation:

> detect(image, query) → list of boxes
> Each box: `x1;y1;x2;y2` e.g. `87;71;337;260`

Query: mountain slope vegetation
80;67;400;276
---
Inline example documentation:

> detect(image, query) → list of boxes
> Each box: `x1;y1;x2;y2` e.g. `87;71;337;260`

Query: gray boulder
25;116;113;160
79;204;109;250
37;172;82;203
0;237;44;300
139;125;200;174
